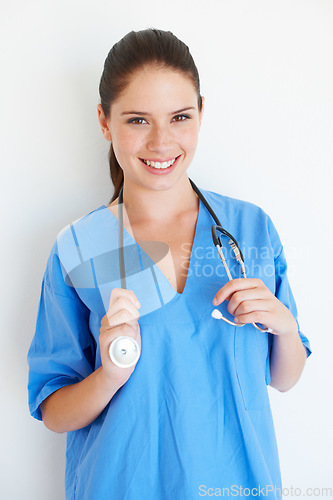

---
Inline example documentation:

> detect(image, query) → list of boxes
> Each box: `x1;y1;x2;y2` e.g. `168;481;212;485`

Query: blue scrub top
27;188;312;500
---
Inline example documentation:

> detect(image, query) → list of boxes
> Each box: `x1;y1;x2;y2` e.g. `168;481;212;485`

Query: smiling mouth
140;156;180;169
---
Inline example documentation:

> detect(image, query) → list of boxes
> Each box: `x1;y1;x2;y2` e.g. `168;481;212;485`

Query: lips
139;155;181;175
140;155;181;169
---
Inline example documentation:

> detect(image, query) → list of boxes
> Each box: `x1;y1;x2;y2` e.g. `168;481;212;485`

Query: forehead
112;66;198;111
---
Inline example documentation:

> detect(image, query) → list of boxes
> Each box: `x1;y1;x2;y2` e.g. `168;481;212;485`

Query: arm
41;367;121;434
269;321;307;392
41;288;142;433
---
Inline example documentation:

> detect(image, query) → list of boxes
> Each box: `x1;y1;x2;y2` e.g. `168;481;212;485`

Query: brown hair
98;28;203;203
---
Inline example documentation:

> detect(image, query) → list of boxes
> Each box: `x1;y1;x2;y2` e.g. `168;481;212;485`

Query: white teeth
143;157;177;169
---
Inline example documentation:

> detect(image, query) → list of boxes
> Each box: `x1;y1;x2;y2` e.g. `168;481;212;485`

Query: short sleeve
27;242;96;421
267;215;312;358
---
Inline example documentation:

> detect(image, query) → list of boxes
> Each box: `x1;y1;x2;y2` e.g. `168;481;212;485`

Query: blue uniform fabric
27;188;312;500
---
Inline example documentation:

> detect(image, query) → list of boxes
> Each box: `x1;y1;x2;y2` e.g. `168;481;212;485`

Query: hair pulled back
98;28;203;202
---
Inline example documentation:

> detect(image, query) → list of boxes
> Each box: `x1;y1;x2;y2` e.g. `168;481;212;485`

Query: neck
121;175;198;225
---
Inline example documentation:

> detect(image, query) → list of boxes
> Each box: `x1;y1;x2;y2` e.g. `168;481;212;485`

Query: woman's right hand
99;288;141;390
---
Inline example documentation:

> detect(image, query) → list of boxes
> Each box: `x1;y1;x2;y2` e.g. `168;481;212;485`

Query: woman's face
98;65;204;192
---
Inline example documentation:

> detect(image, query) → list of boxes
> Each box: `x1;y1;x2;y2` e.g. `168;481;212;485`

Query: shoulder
55;204;108;243
53;204;115;260
198;187;283;256
44;204;110;288
199;187;269;221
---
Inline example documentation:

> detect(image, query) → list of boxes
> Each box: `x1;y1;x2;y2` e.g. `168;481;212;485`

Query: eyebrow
121;107;196;116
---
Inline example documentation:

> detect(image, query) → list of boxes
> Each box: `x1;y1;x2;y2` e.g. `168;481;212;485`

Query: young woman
28;29;312;499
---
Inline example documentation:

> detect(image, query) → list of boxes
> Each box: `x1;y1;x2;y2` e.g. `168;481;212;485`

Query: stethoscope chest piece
109;336;140;368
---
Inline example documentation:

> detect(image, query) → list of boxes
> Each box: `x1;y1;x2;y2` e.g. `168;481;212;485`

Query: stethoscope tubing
116;180;273;340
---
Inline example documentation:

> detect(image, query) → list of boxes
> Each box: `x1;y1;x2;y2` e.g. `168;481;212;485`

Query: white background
1;1;332;498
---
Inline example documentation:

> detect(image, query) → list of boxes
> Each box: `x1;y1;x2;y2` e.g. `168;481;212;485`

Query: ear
199;96;205;127
97;104;112;141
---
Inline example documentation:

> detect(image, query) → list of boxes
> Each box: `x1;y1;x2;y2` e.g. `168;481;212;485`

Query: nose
146;124;173;154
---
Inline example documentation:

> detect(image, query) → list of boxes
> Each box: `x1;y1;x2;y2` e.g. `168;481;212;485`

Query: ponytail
108;143;124;203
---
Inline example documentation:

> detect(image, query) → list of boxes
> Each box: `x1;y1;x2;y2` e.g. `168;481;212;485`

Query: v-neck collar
101;196;203;297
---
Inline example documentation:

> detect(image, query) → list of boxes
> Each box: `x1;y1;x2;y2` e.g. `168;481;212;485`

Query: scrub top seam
42;278;89;314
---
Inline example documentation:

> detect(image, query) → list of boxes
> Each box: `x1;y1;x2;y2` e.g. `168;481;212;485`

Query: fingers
106;297;140;328
227;285;274;315
213;278;260;305
108;288;141;310
212;279;297;336
98;289;142;385
100;288;141;358
100;322;141;351
231;298;273;317
212;279;280;333
99;321;141;386
234;310;276;331
101;288;141;330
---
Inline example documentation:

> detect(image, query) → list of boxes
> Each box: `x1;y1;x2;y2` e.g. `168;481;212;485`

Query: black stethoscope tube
118;186;127;290
116;178;272;341
117;178;246;287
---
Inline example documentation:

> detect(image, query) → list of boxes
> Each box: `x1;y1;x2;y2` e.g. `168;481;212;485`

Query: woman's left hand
213;278;298;337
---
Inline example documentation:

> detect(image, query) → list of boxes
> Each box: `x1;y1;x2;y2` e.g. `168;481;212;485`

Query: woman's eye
127;117;147;125
172;114;191;122
127;114;191;124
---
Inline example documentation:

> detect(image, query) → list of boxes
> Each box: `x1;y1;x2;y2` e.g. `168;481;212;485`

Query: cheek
114;129;142;155
179;126;200;152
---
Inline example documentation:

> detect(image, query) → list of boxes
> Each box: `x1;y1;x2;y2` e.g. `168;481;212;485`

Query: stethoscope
109;178;272;368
